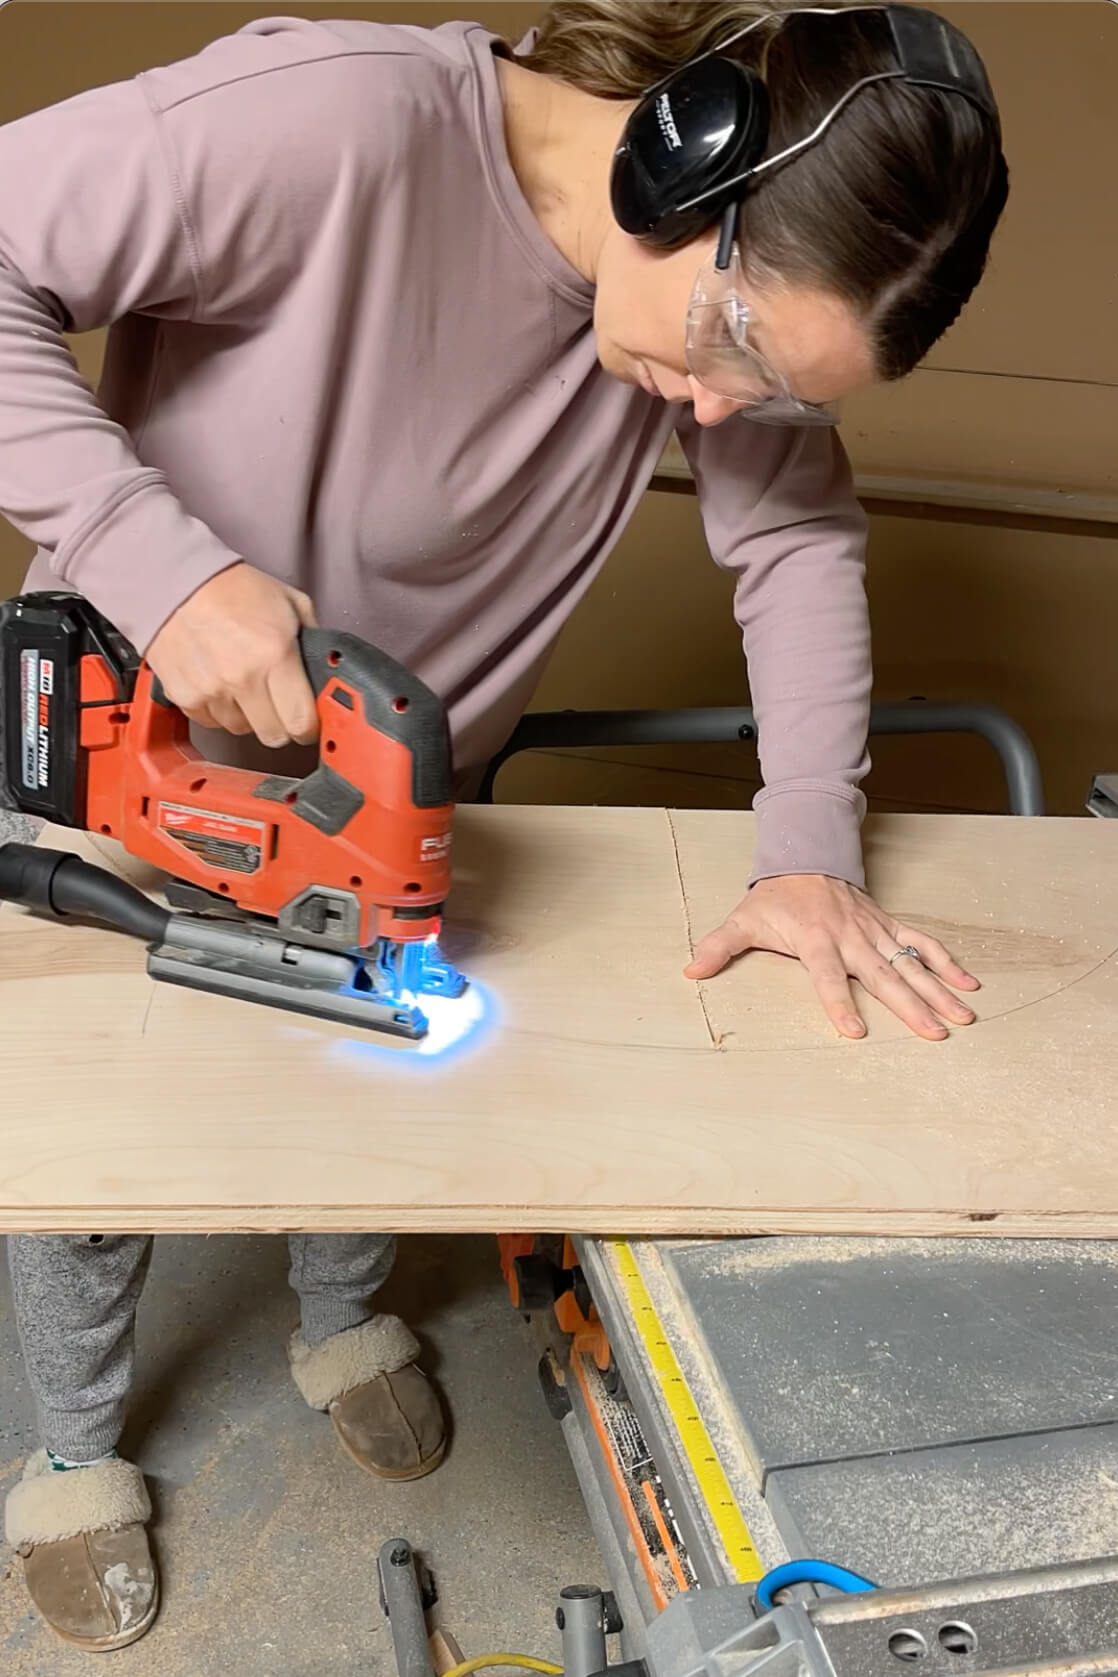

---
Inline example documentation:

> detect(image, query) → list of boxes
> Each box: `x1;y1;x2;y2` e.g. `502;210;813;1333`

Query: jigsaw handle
299;628;453;811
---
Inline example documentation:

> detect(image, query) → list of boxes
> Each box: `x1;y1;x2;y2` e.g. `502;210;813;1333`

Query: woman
0;0;1006;1649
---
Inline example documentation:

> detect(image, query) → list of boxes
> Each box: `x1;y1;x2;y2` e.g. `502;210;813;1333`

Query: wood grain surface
1;808;1116;1235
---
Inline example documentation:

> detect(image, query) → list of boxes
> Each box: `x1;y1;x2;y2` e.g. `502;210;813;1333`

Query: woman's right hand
145;561;320;748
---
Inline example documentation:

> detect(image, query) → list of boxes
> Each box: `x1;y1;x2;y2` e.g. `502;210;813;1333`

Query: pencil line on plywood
938;940;1118;1032
479;949;1118;1054
665;807;720;1050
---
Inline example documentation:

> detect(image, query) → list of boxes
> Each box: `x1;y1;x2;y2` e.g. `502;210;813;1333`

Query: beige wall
1;2;1115;816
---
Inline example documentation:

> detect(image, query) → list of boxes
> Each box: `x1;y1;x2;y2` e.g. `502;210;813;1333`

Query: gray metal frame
1089;774;1118;818
377;1539;436;1677
643;1558;1118;1677
478;702;1044;817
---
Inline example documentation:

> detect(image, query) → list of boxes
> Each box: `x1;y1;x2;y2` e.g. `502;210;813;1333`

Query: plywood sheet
1;808;1116;1236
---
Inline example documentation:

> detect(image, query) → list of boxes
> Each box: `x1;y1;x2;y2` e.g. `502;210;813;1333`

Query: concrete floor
0;1234;601;1676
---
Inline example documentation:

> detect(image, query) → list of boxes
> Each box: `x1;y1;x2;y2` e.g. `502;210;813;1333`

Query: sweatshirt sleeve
0;18;372;652
676;412;872;889
0;73;250;650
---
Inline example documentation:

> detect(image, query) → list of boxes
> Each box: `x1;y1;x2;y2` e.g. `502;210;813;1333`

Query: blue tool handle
756;1560;877;1611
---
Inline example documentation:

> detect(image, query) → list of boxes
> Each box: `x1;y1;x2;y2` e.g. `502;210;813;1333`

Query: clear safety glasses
685;242;840;427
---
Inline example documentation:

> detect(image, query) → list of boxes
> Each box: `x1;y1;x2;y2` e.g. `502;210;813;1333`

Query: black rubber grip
299;629;452;810
0;843;171;943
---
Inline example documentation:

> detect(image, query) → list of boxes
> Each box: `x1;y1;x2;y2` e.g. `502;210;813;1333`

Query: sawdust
1010;1452;1118;1565
647;1241;913;1463
665;1235;1118;1278
640;1236;1118;1470
801;1433;1118;1582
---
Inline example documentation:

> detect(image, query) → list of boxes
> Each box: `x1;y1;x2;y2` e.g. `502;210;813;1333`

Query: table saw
379;1232;1118;1677
377;712;1118;1677
495;1233;1118;1677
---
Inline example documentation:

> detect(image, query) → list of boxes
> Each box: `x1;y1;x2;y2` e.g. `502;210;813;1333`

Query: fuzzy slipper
289;1317;446;1480
288;1315;421;1411
5;1451;158;1650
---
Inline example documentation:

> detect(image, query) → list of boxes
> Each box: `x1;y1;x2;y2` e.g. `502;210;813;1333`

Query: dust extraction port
887;1630;928;1663
938;1623;978;1657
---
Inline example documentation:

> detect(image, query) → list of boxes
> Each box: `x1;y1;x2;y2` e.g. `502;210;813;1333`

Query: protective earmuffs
610;4;999;249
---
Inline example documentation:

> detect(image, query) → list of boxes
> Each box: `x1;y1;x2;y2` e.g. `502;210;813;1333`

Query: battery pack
0;592;139;826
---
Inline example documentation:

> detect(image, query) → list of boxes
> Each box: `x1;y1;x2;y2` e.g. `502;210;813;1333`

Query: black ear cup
609;57;770;248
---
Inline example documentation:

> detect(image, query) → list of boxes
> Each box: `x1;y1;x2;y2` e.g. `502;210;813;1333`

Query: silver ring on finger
888;944;923;969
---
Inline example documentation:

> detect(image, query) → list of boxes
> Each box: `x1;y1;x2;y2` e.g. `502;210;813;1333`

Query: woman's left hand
685;874;980;1042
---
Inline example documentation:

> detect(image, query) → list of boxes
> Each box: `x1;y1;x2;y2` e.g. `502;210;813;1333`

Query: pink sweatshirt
0;16;872;886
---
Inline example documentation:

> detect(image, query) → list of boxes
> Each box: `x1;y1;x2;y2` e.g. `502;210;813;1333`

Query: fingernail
845;1019;866;1038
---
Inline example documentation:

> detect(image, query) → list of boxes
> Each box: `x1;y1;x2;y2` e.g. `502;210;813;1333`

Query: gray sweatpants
6;1233;395;1461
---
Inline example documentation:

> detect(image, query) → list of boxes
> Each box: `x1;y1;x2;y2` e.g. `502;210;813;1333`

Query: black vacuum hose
0;843;170;944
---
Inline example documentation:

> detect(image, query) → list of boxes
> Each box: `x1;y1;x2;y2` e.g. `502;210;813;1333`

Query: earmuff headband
609;4;1000;250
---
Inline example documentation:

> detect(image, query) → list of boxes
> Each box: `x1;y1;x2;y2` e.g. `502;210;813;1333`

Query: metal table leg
378;1538;437;1677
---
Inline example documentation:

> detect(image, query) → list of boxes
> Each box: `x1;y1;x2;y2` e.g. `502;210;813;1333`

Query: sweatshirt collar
463;25;596;311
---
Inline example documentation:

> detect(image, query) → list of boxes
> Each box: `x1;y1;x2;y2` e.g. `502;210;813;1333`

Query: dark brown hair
521;3;1009;379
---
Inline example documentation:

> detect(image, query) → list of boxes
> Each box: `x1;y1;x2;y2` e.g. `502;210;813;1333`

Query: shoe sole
331;1417;448;1482
40;1582;160;1653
